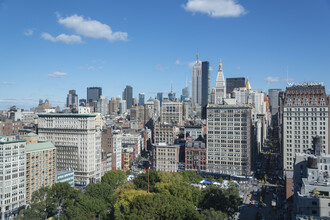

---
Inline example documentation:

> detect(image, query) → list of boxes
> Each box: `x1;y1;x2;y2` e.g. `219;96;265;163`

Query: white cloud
156;64;168;72
175;60;183;65
282;77;294;82
24;29;33;36
58;14;128;42
47;72;67;78
209;67;213;71
0;82;15;85
88;66;95;70
183;0;246;18
265;76;279;84
41;33;83;44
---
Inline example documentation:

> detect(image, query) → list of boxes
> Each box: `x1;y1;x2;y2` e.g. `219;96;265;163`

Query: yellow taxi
248;193;252;197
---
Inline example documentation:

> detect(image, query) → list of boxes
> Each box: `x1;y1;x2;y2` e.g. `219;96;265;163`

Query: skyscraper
226;77;245;94
87;87;102;103
181;86;189;101
138;93;145;106
268;89;282;126
122;85;133;110
157;92;163;107
66;90;78;108
214;60;226;105
191;51;209;118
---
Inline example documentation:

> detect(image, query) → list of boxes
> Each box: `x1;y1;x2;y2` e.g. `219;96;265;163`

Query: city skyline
1;0;330;109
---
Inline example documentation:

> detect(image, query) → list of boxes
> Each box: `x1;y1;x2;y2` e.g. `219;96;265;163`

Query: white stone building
0;136;26;220
37;113;102;185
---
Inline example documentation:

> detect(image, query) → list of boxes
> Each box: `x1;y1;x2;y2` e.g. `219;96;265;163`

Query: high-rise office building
96;96;109;116
0;136;26;220
226;77;245;94
282;83;329;173
181;86;189;101
207;104;252;176
138;93;145;106
168;91;176;101
157;92;163;107
109;97;118;115
214;60;226;105
66;90;78;108
191;52;209;118
87;87;102;103
38;113;102;185
122;85;133;110
268;89;282;126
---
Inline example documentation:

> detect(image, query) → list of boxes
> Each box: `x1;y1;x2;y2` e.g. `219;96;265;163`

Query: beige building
26;141;56;203
154;122;177;145
152;143;179;172
161;101;183;125
22;132;38;144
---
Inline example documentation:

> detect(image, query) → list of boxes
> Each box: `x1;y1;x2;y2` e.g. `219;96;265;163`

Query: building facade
283;83;329;172
122;85;133;110
66;90;78;108
207;105;252;176
185;140;207;172
294;153;330;219
226;77;245;94
191;52;209;111
25;141;56;203
87;87;102;103
152;143;179;172
37;113;102;185
154;123;177;145
0;136;26;220
161;101;183;125
56;170;74;187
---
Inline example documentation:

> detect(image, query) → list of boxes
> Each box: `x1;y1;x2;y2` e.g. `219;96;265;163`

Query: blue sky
1;0;330;109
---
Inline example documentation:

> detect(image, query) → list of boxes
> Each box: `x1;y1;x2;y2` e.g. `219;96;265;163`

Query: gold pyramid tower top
246;77;251;90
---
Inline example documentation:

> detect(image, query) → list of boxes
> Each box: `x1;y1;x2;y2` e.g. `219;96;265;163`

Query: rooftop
23;132;38;137
38;113;97;117
26;141;55;152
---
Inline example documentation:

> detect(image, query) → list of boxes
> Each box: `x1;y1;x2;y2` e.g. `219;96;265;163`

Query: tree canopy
19;170;241;220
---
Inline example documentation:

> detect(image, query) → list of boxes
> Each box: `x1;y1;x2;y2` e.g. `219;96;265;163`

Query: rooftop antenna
197;48;199;63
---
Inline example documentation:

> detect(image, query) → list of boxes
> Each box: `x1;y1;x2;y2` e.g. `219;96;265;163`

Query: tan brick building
26;141;56;203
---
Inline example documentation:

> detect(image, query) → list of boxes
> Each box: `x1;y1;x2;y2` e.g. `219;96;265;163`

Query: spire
196;48;199;63
218;59;222;71
246;77;252;90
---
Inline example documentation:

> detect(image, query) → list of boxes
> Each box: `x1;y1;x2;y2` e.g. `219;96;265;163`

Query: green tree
85;182;114;205
48;182;79;215
127;193;200;220
178;171;203;183
19;186;57;219
154;182;203;206
208;175;215;183
201;208;227;220
200;185;242;218
113;189;149;219
102;170;127;190
133;169;160;192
